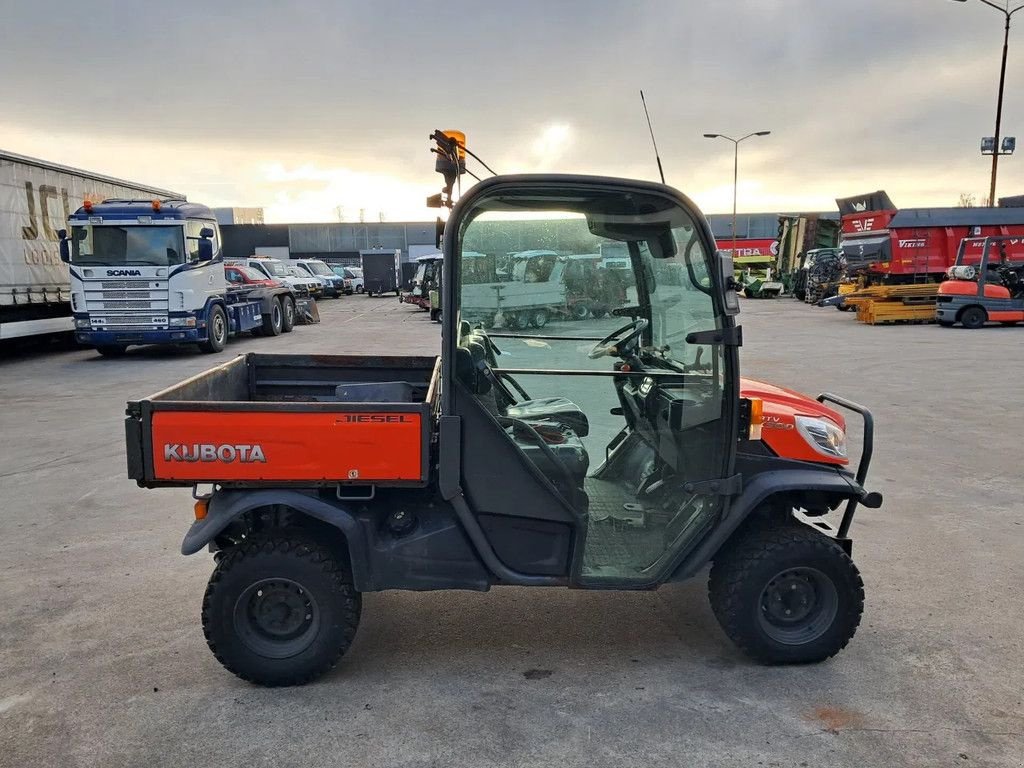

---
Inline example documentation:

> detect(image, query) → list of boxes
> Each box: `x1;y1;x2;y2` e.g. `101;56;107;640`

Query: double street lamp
952;0;1023;205
703;131;771;260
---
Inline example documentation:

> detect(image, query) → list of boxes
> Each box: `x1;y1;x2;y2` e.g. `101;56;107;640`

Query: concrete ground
1;297;1022;768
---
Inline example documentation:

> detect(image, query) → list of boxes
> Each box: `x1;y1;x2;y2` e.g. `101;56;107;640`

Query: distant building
213;207;265;225
220;212;836;264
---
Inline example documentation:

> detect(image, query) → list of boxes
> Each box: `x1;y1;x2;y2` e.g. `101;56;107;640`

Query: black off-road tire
198;305;228;353
262;298;284;336
959;306;987;330
708;523;863;664
96;345;128;357
280;295;296;333
202;534;361;687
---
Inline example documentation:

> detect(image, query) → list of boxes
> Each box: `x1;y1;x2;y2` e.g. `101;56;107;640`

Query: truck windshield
305;261;334;276
70;225;185;267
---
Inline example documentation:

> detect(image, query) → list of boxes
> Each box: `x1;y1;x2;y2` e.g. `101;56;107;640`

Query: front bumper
76;328;203;345
815;393;882;537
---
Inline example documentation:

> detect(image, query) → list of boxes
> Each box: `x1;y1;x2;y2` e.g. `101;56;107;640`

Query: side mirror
198;238;214;261
720;250;740;315
200;226;215;239
58;230;70;263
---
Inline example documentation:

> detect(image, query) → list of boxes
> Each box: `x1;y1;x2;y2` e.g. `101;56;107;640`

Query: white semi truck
0;150;182;340
61;199;292;356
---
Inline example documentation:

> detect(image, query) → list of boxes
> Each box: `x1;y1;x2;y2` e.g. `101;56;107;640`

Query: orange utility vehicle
125;138;881;686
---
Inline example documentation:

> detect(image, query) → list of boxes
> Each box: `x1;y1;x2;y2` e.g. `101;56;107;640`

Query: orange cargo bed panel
150;410;426;483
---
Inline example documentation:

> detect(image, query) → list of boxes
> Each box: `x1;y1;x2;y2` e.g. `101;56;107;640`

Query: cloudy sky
2;0;1021;222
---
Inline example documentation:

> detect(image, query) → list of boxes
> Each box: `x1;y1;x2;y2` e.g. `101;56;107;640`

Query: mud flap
295;298;321;324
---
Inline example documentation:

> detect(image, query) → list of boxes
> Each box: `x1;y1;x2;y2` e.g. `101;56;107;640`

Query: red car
225;265;286;288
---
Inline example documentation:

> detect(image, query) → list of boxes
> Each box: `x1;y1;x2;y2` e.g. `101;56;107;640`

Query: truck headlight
795;416;847;458
75;318;91;328
169;317;197;327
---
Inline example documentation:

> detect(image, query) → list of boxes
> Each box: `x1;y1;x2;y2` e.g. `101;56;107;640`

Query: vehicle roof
889;207;1024;228
415;254;443;262
1;149;183;199
70;199;215;220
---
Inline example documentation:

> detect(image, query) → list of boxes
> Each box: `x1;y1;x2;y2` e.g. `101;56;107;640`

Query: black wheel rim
757;566;838;645
272;303;282;329
233;578;320;659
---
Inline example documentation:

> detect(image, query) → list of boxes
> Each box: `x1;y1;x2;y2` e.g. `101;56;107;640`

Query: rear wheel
281;296;296;333
959;306;987;330
202;534;361;687
509;312;530;331
569;302;589;321
708;523;863;664
96;345;127;357
262;298;284;336
198;305;228;353
531;309;549;328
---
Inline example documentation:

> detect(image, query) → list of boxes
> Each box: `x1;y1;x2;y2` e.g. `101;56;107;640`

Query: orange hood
739;378;848;466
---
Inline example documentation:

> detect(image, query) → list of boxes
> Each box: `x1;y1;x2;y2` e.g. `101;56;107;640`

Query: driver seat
506;398;589;437
458;335;590;437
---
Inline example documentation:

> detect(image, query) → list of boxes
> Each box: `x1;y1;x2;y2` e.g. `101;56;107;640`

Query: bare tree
957;192;977;208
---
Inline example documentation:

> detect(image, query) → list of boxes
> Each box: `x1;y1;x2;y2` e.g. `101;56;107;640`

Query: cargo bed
126;353;439;488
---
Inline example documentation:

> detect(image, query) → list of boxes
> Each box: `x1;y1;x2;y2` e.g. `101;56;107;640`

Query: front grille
97;290;154;299
94;300;160;309
93;315;167;327
100;280;153;290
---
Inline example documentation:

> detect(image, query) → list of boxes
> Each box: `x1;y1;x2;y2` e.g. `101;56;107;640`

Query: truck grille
100;279;161;290
93;315;168;327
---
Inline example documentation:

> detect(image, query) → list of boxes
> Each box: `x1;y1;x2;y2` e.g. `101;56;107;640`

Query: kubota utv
124;133;882;686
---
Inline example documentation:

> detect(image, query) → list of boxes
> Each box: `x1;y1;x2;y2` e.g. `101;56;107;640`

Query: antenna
640;90;665;184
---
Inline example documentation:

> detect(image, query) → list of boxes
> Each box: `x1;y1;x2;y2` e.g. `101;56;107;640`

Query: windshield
286;267;305;277
258;260;289;277
70;224;185;267
456;186;722;372
305;261;334;276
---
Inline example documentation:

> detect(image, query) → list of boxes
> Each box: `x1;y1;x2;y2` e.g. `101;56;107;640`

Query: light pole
952;0;1023;205
703;131;771;261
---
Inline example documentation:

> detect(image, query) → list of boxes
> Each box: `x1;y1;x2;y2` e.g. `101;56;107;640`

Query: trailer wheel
96;345;127;357
202;534;361;687
708;523;863;664
569;303;589;321
262;298;284;336
959;306;987;330
510;312;531;331
281;296;296;333
198;305;228;353
530;309;549;328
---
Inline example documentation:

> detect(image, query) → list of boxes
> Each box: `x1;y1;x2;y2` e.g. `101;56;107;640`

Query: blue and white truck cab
60;199;269;356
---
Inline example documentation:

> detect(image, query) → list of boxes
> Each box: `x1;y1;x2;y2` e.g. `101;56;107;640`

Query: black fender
182;489;371;590
671;466;871;581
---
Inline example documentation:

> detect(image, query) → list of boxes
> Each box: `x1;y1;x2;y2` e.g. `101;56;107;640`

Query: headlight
169;317;197;327
795;416;847;458
75;318;91;328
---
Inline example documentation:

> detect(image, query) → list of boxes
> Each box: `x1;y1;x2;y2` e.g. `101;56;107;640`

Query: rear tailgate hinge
683;474;742;496
686;326;742;346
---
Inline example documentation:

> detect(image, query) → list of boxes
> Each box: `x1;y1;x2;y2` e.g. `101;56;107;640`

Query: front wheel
198;305;228;353
959;306;987;330
202;535;361;687
708;523;863;664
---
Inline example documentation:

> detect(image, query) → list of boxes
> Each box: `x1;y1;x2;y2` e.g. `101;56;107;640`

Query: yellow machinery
842;284;939;325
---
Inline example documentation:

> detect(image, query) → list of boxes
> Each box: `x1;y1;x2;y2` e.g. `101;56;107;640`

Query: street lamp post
952;0;1023;205
703;131;771;262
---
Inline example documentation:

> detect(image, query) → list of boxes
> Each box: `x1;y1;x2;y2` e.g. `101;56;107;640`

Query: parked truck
61;199;296;356
360;249;402;297
1;150;182;341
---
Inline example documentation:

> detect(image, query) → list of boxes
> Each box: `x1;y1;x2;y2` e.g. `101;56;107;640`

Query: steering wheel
588;318;649;360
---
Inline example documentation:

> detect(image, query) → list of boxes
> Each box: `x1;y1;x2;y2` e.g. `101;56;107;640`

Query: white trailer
0;150;181;340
